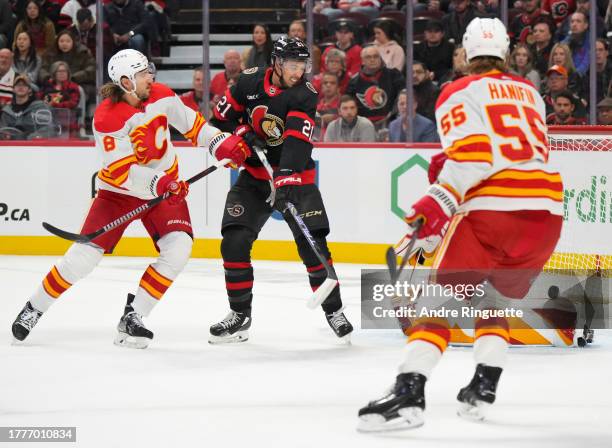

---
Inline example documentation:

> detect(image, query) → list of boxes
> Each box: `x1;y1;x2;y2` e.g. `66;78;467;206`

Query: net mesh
543;129;612;278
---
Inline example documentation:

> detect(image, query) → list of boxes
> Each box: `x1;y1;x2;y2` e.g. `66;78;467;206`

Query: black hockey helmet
271;36;312;73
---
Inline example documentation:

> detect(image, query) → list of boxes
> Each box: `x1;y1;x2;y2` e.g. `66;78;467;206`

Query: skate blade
335;333;352;345
114;332;151;349
457;401;489;421
357;407;424;432
208;330;249;345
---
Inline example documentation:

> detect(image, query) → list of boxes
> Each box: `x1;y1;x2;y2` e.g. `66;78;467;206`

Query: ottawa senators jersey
346;67;405;123
93;83;221;199
211;67;317;183
435;70;563;216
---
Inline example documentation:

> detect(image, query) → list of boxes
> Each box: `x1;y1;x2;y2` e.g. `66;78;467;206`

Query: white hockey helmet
462;17;510;62
108;49;150;92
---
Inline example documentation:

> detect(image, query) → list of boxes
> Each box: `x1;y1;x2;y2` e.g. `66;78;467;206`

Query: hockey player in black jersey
207;37;353;344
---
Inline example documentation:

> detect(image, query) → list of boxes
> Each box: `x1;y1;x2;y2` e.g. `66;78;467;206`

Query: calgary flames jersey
93;83;221;199
435;70;563;216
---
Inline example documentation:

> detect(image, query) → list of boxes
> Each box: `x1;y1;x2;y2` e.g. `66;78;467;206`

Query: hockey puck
547;285;559;299
577;337;586;347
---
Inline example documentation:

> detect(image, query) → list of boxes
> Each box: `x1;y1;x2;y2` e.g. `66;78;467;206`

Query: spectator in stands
316;72;341;140
324;94;376;142
0;47;14;109
372;20;404;72
346;45;404;125
546;90;587;124
509;44;541;90
320;19;362;77
144;0;172;57
320;0;381;21
588;39;612;104
180;67;204;112
562;10;590;75
39;60;80;135
241;23;273;70
556;0;605;41
12;31;41;85
104;0;150;56
14;1;56;56
388;89;439;143
0;0;15;49
210;50;241;105
542;0;576;26
0;74;55;139
312;48;350;94
439;45;468;87
39;30;95;101
546;42;584;96
412;60;439;121
288;19;321;74
442;0;487;44
59;0;96;29
67;7;110;58
596;97;612;125
414;19;454;83
530;18;555;76
543;64;587;117
509;0;555;45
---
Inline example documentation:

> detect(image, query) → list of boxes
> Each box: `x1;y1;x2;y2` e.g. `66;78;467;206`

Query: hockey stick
250;145;339;309
42;158;231;243
386;220;423;284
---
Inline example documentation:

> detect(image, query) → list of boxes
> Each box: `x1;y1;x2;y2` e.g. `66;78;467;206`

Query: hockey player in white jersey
358;18;563;430
11;49;250;348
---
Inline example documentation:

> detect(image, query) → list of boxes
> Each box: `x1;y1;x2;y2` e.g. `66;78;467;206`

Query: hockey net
544;126;612;278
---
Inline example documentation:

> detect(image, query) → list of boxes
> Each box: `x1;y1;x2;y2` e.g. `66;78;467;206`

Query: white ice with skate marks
1;255;611;448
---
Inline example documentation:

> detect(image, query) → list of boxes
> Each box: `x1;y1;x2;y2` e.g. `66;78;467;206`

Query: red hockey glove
428;151;448;184
273;169;302;212
154;175;189;205
405;184;458;238
209;132;251;168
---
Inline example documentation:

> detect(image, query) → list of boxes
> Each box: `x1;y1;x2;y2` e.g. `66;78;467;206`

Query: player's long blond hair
100;82;124;103
467;56;509;75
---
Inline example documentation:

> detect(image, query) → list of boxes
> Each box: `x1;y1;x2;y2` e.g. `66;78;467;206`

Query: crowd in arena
0;0;611;142
0;0;170;139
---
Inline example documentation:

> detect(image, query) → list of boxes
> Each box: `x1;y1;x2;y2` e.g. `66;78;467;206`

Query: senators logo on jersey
130;115;169;164
248;105;285;147
356;86;388;110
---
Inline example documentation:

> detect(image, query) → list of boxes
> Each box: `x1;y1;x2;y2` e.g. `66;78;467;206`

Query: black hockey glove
273;169;302;212
234;124;265;151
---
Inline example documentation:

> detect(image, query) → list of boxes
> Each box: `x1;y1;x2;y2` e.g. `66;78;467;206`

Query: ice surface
1;256;611;448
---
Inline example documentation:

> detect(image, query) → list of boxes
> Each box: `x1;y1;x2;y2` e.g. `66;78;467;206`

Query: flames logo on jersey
130;115;169;164
356;86;388;110
248;105;285;147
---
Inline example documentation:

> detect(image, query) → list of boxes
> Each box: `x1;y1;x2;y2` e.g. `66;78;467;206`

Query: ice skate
114;293;153;349
457;363;502;421
325;307;353;342
12;301;43;342
357;372;426;432
209;309;251;344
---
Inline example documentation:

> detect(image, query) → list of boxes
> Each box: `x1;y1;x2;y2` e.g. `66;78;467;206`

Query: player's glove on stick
234;123;265;150
273;169;301;212
209;132;251;168
151;173;189;205
405;184;458;238
428;151;448;184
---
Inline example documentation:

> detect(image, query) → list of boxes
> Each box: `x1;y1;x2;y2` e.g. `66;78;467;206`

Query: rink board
0;142;610;263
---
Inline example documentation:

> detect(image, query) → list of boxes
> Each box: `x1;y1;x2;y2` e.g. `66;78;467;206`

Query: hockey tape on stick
286;202;339;309
42;158;231;243
386;220;423;284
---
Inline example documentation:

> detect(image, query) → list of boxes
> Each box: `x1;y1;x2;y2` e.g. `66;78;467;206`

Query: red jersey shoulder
145;82;176;104
436;71;536;110
94;98;138;133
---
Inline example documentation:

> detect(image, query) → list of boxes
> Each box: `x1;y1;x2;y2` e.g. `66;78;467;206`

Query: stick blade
385;246;398;282
307;278;339;309
42;222;90;243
